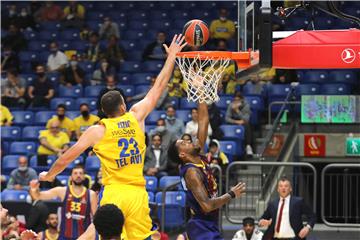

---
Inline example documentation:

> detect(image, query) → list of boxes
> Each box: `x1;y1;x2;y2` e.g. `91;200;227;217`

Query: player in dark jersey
168;102;246;240
29;165;97;240
37;213;59;240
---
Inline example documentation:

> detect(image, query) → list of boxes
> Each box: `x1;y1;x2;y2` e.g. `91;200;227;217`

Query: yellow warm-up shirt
93;112;146;187
46;117;75;134
37;130;70;155
210;19;236;40
73;114;100;135
0;105;13;126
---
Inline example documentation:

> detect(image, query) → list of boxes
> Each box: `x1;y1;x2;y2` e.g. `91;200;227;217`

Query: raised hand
29;180;40;189
163;34;187;58
20;230;38;240
230;182;246;198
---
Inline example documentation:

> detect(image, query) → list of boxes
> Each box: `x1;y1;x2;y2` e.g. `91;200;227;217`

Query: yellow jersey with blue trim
93;112;146;187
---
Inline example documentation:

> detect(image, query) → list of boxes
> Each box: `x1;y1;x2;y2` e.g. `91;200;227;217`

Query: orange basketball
183;19;209;47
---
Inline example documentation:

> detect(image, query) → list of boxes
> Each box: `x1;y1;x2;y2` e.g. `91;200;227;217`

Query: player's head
242;217;255;235
168;138;201;165
101;90;126;117
93;204;124;240
181;133;193;143
277;176;292;198
70;165;85;186
46;213;58;229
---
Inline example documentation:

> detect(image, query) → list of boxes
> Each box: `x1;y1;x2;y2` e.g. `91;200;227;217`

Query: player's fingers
176;34;183;43
171;34;178;45
180;41;188;49
163;44;169;53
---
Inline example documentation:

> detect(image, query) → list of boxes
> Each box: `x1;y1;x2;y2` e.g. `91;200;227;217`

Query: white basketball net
176;55;231;104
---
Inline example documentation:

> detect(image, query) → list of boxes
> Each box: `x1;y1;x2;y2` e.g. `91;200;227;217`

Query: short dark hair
278;176;292;186
191;108;197;113
243;217;255;226
7;68;18;76
70;164;85;174
181;133;193;143
94;204;124;240
151;133;162;141
101;90;124;117
57;104;67;110
209;141;219;148
166;105;175;111
168;140;182;165
79;103;89;108
90;32;99;38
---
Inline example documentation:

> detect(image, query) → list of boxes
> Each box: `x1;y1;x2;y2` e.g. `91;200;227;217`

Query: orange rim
176;51;233;60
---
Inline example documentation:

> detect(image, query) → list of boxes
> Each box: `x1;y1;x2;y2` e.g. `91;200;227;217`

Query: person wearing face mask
85;32;104;63
1;46;20;72
60;54;85;87
104;35;127;71
74;103;100;140
16;7;36;31
28;64;55;108
142;31;170;61
149;118;177;153
6;156;37;191
165;105;185;138
47;42;69;73
144;133;168;178
39;1;64;22
1;24;27;53
62;0;86;29
225;91;254;156
2;5;18;30
91;58;116;85
1;68;27;108
46;104;75;138
209;8;236;44
99;17;120;40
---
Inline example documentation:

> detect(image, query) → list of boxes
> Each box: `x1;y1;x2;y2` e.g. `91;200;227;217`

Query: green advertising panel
346;138;360;156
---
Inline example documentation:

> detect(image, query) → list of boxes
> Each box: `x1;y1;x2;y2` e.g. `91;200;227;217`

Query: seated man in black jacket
142;31;169;61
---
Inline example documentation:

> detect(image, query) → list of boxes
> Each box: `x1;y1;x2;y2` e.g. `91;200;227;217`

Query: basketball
182;19;209;47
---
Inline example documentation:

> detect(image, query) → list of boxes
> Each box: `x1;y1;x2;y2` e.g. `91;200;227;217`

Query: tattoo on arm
185;168;231;213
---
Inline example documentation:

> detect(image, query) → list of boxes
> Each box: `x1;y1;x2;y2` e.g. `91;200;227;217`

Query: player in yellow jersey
38;34;187;240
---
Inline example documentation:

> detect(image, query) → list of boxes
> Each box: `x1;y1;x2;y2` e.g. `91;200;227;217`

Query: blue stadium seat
242;83;266;96
128;21;149;30
2;155;21;173
34;111;56;125
121;85;135;96
155;191;186;228
145;176;158;192
159;176;181;190
132;73;153;85
218;141;238;158
58;85;83;98
244;96;265;111
1;126;21;140
85;156;101;172
38;31;58;41
220;125;245;141
67;156;84;169
10;142;36;155
303;70;328;83
267;84;292;97
20;74;37;85
320;84;351;95
145;125;156;133
179;99;197;110
149;11;169;20
87;21;101;31
148;192;155;203
135;85;150;95
84;86;103;98
127;51;143;61
66;111;79;119
168;97;179;109
57;175;69;186
19;51;38;62
1;190;29;202
149;20;173;31
2;141;10;156
121;61;142;73
75;98;97;110
176;110;191;123
50;98;76;111
58;41;71;51
47;72;60;85
77;61;94;74
38;51;51;62
60;30;80;41
143;61;164;72
72;41;87;52
145;110;166;125
29;155;56;170
22;126;45;141
23;31;38;41
87;12;104;21
295;84;320;97
329;70;357;84
39;22;60;31
117;74;132;84
123;30;146;40
216;96;233;109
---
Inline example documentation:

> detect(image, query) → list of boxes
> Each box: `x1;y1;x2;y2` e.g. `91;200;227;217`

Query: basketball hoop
176;51;258;104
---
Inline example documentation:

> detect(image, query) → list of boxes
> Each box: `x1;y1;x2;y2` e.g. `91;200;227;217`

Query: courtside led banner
304;135;326;157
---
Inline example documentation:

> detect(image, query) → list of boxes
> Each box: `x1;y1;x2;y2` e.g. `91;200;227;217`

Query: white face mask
220;16;227;21
156;126;166;133
18;166;28;172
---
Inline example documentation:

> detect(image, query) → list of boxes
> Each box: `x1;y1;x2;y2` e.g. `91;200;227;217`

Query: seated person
62;1;85;29
47;42;68;73
185;108;212;143
1;68;26;108
60;55;85;87
144;133;168;178
74;103;100;140
38;120;70;166
7;156;37;190
91;58;116;85
206;139;229;168
46;104;75;137
232;217;263;240
142;31;169;61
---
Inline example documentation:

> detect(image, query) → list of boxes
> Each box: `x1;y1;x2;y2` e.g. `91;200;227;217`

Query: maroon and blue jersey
180;156;223;240
59;186;91;240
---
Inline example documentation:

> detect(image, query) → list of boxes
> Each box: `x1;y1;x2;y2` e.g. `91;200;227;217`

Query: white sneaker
246;145;254;155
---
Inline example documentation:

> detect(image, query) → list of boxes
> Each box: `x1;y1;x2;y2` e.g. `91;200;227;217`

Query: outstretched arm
29;180;65;201
185;168;245;213
197;102;209;152
39;125;105;182
130;34;187;125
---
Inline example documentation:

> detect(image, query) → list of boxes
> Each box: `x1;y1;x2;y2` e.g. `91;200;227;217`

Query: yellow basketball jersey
93;112;146;187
